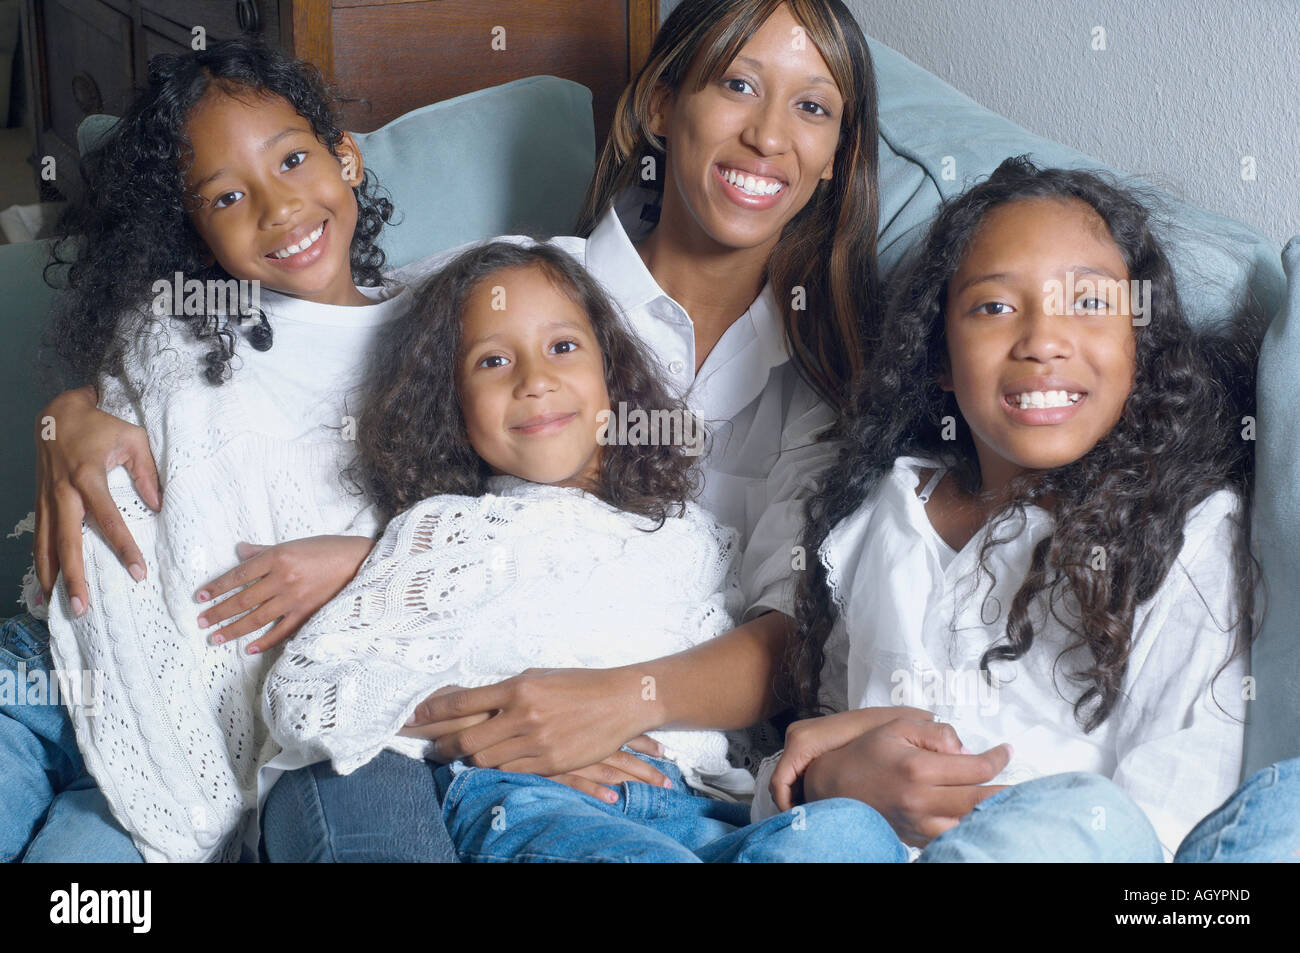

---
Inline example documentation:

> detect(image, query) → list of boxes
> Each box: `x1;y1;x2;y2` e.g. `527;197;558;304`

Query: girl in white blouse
760;157;1263;861
263;240;892;861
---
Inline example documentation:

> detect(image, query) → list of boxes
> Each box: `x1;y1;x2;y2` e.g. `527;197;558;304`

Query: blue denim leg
918;772;1165;862
261;750;459;862
695;798;910;863
1175;757;1300;863
436;758;707;862
0;612;141;863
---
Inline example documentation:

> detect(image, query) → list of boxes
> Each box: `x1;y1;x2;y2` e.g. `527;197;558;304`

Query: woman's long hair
575;0;880;414
45;37;394;387
352;241;706;527
790;156;1263;730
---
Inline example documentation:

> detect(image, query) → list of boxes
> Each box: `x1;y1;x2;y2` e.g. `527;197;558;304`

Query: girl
759;156;1263;861
3;38;418;862
263;240;890;862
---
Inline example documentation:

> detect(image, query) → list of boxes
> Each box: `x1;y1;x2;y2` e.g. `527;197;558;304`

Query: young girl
262;240;890;862
2;38;413;862
760;156;1262;862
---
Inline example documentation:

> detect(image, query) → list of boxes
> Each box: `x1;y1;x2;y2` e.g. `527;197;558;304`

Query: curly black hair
44;37;394;387
789;156;1263;731
350;241;707;527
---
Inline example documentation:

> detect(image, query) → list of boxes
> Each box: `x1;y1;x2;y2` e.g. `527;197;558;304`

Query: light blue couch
0;38;1293;775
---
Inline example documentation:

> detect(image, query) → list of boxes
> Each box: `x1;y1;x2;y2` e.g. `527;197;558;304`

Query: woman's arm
401;608;792;777
33;384;162;615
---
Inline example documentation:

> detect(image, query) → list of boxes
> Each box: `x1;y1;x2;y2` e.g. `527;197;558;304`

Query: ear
337;132;364;185
646;83;673;140
819;152;834;182
937;359;953;392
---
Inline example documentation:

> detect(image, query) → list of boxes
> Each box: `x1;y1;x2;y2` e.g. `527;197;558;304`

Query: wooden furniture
20;0;658;199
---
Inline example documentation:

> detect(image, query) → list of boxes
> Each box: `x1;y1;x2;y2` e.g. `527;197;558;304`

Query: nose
740;95;793;156
1010;305;1073;364
258;179;302;230
513;354;558;399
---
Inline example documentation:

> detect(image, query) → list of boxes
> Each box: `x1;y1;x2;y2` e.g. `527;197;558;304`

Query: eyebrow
953;265;1125;296
462;320;589;353
733;55;836;87
189;126;310;192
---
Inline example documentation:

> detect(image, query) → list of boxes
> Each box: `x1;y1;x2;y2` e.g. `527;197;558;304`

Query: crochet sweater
264;477;744;787
32;285;408;862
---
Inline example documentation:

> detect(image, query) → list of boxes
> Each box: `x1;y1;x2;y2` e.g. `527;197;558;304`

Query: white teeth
1012;390;1082;410
721;167;784;196
271;223;324;259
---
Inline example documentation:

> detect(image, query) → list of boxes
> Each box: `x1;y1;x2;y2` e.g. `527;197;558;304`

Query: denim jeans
1175;757;1300;862
0;613;142;863
436;750;908;862
262;750;460;862
917;771;1166;862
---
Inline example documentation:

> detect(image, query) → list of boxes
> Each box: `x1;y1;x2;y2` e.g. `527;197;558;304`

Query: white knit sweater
32;284;409;863
264;477;744;788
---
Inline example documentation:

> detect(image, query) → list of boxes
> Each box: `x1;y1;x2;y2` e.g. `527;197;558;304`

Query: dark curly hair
44;37;394;387
351;241;706;527
789;156;1263;731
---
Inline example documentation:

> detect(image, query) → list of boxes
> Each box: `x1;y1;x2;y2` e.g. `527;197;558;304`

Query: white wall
663;0;1299;246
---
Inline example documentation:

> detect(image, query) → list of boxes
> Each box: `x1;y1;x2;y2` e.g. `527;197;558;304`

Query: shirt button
669;359;686;375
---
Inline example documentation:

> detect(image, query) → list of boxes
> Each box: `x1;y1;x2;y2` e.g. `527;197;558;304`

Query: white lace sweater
29;285;409;863
264;477;745;789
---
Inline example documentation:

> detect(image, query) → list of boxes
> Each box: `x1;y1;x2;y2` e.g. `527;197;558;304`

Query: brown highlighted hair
575;0;881;413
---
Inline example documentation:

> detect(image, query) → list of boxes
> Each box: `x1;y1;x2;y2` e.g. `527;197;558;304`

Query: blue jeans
917;771;1165;862
436;750;907;862
0;613;142;863
262;750;460;862
1175;757;1300;862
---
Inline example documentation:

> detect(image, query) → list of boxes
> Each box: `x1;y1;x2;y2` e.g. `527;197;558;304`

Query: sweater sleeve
263;495;510;775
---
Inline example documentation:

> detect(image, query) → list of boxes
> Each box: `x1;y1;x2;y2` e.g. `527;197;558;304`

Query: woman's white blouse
393;200;839;623
753;456;1249;859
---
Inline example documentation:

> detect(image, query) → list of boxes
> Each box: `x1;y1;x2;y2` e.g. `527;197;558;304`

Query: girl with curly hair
1;37;416;862
261;241;890;861
755;156;1264;861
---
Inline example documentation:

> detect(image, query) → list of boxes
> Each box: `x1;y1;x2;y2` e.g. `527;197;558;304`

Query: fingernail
196;590;209;602
1004;744;1015;758
663;778;673;789
605;791;617;803
71;596;85;617
246;644;260;655
209;633;223;646
405;713;418;726
961;746;972;754
128;563;145;582
197;615;208;627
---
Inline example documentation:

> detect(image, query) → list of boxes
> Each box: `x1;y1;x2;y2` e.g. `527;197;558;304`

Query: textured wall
661;0;1297;246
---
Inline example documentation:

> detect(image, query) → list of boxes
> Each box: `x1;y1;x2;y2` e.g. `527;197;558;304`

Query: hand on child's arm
399;666;657;777
34;385;162;614
798;717;1011;847
768;706;936;811
196;534;374;654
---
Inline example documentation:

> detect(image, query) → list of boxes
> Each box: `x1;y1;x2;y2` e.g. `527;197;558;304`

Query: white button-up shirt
753;456;1248;859
395;201;840;621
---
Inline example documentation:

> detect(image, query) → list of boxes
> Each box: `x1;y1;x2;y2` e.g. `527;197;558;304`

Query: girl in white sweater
262;240;890;861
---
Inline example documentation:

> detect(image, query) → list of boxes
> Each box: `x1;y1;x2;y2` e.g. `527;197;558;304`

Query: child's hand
769;706;936;811
196;535;374;654
799;716;1011;847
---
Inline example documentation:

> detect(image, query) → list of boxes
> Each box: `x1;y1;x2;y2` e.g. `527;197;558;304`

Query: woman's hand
398;667;660;777
545;736;672;804
768;706;936;811
34;385;162;616
798;716;1012;847
196;535;374;654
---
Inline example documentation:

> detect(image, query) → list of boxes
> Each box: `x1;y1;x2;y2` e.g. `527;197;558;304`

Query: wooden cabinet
21;0;658;199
